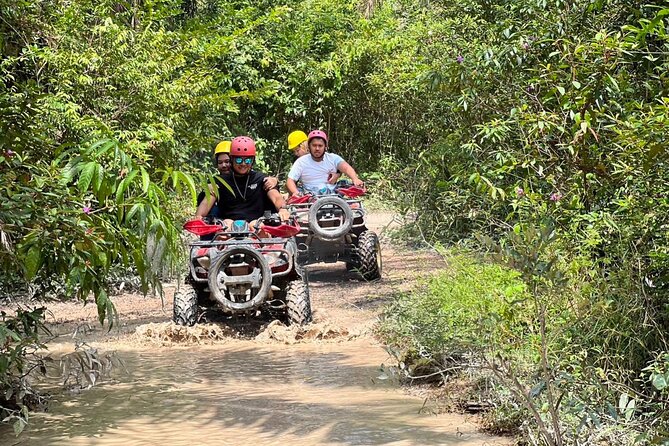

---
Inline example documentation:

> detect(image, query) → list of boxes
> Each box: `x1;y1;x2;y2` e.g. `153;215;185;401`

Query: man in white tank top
286;130;363;197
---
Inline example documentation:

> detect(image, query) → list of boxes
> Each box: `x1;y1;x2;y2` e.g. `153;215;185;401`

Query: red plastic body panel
287;195;312;205
337;186;366;198
183;219;222;236
262;223;301;238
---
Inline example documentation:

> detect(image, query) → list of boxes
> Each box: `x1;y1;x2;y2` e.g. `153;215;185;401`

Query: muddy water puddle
2;213;506;445
3;339;504;446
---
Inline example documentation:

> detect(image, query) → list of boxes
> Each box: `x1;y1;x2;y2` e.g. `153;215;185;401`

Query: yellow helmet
214;140;231;155
287;130;308;151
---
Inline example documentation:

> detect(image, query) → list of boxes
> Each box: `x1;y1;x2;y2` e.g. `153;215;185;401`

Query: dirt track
1;212;509;445
27;212;437;346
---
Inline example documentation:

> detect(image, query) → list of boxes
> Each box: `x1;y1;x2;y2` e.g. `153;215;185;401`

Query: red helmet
307;130;328;146
230;136;256;156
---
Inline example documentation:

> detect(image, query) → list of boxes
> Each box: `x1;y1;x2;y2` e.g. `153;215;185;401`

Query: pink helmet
230;136;256;156
307;129;328;146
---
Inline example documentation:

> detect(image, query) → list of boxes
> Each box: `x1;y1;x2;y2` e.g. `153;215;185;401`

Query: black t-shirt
215;171;275;221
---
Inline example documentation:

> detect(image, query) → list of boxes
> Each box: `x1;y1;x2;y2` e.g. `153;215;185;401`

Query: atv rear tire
173;288;198;326
357;230;382;281
285;279;312;325
308;196;353;240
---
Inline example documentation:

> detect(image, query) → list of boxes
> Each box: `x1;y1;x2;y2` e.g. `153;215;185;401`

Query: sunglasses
233;157;254;165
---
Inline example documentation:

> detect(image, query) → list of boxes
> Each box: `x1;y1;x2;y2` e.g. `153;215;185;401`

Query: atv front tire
173;288;198;326
285;279;312;325
357;230;382;281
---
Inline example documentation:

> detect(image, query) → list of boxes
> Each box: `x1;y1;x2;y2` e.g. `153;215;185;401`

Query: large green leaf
24;245;42;280
78;161;96;193
140;166;150;193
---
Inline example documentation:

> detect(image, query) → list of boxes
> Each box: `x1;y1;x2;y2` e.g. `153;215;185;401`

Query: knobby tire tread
285;279;312;325
173;288;198;326
357;230;382;281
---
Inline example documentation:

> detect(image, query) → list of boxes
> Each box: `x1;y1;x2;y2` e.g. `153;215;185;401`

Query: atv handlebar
183;218;225;236
286;185;366;205
183;214;300;238
257;213;301;238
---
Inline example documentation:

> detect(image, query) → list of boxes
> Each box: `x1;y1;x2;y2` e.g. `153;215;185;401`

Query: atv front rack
289;197;366;235
188;239;295;283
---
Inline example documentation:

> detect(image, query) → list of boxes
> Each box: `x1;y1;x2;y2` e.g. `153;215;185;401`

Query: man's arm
337;161;364;187
195;184;216;218
286;158;303;196
286;178;300;196
266;189;290;221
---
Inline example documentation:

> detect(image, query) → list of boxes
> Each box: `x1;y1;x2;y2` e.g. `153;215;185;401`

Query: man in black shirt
196;136;289;227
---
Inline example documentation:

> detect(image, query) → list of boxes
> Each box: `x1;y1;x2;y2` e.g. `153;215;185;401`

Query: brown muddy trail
1;213;508;446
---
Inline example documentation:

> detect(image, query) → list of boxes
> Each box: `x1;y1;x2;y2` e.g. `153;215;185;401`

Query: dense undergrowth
1;0;667;442
370;0;669;443
380;243;667;444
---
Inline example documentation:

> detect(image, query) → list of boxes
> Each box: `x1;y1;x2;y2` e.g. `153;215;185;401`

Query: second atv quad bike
287;183;382;281
173;215;311;327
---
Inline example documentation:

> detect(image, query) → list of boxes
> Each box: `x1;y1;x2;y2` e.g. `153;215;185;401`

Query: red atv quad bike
287;183;382;280
174;214;311;326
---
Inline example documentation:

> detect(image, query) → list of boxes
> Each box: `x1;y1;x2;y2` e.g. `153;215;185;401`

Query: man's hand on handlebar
353;178;365;188
278;208;290;222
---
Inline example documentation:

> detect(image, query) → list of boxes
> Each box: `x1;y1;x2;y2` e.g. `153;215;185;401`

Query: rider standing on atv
196;136;290;225
286;129;363;197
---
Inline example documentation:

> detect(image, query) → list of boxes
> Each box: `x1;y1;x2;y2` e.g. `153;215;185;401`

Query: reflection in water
2;340;504;446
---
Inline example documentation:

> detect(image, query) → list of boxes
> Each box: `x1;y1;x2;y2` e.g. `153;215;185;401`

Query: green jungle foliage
0;0;667;442
380;253;533;360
